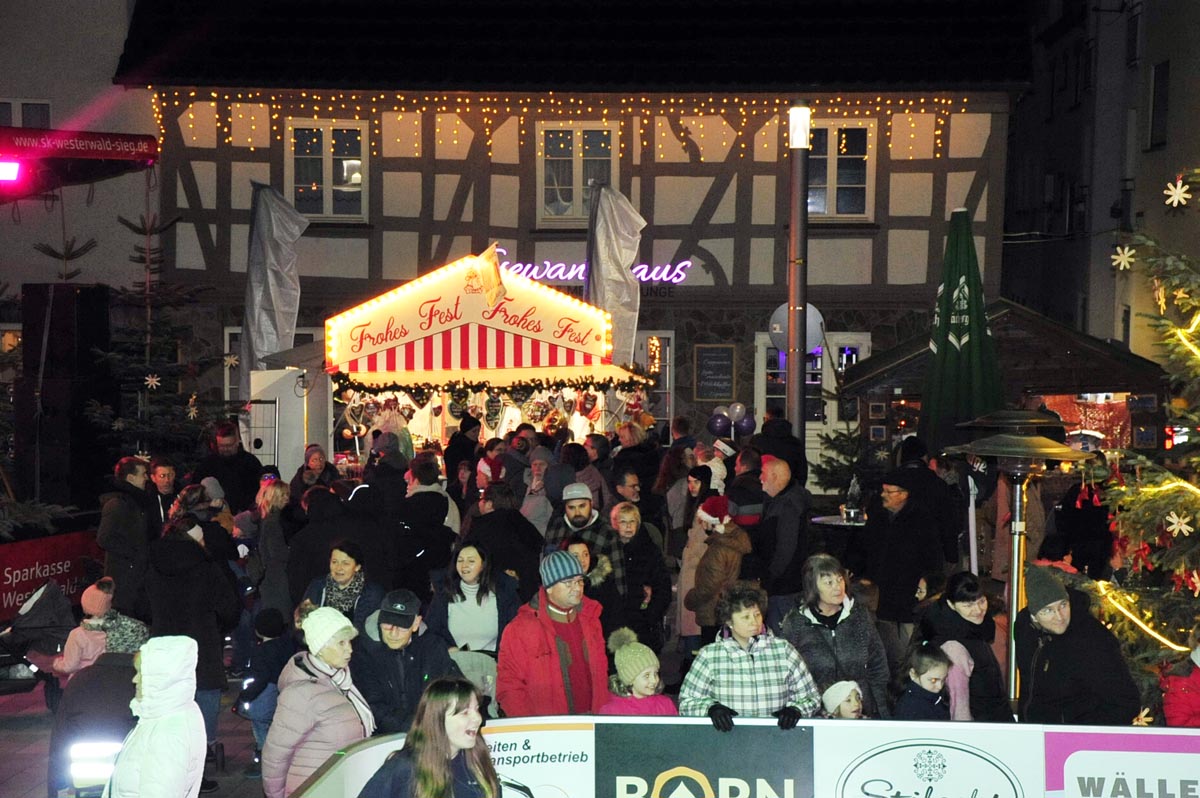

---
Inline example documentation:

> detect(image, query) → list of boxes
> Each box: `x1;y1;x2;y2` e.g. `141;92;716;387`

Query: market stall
324;246;652;448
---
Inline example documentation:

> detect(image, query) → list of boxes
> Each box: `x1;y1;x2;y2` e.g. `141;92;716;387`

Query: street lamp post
787;102;811;441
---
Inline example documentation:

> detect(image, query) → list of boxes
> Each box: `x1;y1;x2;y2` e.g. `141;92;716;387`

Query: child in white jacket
104;636;206;798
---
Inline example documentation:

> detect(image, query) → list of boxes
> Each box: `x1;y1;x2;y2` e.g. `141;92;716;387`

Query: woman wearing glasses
910;570;1012;722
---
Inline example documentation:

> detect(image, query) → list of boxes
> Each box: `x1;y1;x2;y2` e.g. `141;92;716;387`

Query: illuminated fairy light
1096;582;1189;652
151;89;970;160
1138;477;1200;498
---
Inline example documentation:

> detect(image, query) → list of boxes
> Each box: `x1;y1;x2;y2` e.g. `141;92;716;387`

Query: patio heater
786;102;810;441
945;418;1093;703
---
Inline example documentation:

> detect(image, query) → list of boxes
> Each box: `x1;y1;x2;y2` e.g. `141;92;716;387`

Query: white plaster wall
0;0;159;293
809;238;872;285
295;236;369;279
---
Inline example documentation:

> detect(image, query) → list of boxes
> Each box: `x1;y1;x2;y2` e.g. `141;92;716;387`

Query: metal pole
1007;472;1029;702
786;104;810;441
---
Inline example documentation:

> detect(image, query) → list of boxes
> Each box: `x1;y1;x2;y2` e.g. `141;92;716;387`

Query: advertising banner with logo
596;718;814;798
1044;730;1200;798
815;720;1043;798
297;718;1200;798
0;530;102;619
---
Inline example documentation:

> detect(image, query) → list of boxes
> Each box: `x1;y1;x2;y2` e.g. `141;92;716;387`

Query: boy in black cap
349;589;462;733
236;608;297;777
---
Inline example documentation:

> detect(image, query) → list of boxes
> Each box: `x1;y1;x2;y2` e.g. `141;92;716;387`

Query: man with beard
544;483;626;610
192;420;263;514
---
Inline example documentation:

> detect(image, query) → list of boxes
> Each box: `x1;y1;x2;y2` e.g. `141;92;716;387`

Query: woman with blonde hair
358;676;500;798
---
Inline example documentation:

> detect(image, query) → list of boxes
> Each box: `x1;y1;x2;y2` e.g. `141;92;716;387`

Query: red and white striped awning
334;322;604;374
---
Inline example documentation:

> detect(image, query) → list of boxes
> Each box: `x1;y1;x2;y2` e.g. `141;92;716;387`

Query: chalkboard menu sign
694;345;736;402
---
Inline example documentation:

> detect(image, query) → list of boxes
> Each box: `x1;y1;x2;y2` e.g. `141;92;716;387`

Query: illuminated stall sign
325;251;613;375
496;247;692;285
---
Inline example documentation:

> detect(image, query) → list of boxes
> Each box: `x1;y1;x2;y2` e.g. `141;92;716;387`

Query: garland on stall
331;365;654;400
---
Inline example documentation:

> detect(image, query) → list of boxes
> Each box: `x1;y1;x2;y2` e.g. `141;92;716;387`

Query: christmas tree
1085;172;1200;724
83;213;234;466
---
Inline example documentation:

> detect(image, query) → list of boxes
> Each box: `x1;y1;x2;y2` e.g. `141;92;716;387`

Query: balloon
713;405;730;418
728;402;746;423
734;415;757;437
707;413;732;437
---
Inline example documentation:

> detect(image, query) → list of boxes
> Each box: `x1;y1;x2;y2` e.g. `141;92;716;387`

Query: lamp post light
787;102;811;441
944;429;1093;705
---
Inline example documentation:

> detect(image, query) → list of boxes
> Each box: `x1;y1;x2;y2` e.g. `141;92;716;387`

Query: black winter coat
462;509;544;602
146;536;240;690
289;462;341;505
349;629;462;734
192;447;263;514
46;652;137;798
916;600;1012;722
1014;589;1140;725
97;477;155;617
859;501;944;623
286;492;364;606
750;418;807;485
895;461;963;564
780;598;892;717
610;527;673;653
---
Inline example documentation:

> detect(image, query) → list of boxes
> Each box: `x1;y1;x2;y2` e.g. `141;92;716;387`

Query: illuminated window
807;120;877;221
535;121;619;228
0;99;50;128
284;119;368;221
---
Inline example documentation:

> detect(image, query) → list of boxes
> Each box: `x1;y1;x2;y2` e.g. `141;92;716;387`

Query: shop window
808;120;876;221
535;121;618;228
0;100;50;128
632;330;674;426
284;119;367;221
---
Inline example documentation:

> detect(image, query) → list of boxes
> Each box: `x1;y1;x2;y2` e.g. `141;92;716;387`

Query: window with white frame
808;120;877;221
754;330;872;489
0;99;50;128
536;121;618;227
284;119;368;221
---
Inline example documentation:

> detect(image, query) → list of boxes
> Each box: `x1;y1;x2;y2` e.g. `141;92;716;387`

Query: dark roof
841;299;1165;400
114;0;1031;91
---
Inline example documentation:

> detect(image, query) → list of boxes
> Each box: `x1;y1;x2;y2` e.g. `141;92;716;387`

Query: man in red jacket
496;551;609;716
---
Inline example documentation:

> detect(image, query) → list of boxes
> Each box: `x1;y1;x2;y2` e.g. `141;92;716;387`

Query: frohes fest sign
324;250;613;374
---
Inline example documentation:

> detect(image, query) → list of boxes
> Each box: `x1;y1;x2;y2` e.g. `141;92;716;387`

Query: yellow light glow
1096;582;1189;652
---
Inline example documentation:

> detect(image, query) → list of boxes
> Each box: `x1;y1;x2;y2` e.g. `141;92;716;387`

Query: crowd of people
49;412;1188;798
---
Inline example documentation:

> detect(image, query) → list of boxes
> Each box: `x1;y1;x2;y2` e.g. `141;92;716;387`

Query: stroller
0;578;76;711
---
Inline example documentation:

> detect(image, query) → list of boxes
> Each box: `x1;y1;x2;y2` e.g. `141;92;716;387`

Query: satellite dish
769;302;824;353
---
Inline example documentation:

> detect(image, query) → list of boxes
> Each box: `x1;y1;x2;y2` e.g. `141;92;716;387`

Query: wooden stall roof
841;299;1166;401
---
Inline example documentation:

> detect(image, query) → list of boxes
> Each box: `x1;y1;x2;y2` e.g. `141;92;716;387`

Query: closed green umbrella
918;208;1003;455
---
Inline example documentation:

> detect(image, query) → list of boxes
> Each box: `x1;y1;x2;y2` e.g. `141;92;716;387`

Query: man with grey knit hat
544;482;625;598
1014;565;1139;725
496;550;608;716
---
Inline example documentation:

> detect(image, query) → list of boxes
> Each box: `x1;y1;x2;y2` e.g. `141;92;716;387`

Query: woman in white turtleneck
425;542;520;654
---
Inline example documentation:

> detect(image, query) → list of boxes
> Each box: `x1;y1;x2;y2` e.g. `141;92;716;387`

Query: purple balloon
734;415;757;437
707;413;732;437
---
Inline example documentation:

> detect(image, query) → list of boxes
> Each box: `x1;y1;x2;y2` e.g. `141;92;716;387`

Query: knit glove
774;705;803;730
707;702;738;732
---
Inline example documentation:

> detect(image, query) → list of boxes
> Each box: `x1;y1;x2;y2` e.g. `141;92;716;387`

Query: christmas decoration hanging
1164;177;1192;208
1164;511;1193;537
1111;245;1136;271
186;392;199;420
224;353;239;369
143;374;161;390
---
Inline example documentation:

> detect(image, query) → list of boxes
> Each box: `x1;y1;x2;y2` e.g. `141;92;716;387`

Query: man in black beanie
1014;565;1139;725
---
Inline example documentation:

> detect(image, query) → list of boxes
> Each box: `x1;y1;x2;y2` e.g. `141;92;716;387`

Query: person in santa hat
683;495;753;645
